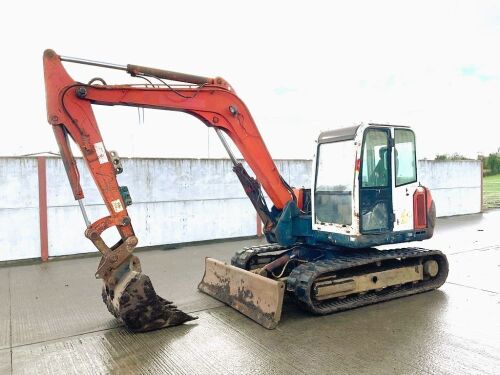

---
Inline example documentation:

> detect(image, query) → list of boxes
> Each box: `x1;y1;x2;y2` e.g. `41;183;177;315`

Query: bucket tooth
198;257;285;329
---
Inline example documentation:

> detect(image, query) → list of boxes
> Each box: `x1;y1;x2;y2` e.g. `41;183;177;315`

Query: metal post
480;161;484;212
37;157;49;262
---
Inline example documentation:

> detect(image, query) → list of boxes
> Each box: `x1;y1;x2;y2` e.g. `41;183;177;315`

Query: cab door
359;128;393;233
392;128;418;231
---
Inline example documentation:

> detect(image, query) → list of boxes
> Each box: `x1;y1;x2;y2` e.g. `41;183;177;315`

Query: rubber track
286;247;449;315
231;244;288;269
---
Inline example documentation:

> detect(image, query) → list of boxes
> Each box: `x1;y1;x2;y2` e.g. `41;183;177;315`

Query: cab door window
361;129;390;188
359;128;392;233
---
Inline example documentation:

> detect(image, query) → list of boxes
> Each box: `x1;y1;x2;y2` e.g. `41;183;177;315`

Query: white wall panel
0;157;483;260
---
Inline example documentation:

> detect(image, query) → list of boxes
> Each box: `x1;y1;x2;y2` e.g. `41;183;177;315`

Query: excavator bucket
198;257;285;329
101;255;197;332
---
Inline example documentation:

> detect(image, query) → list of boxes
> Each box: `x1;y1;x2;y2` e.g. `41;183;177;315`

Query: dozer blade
198;257;285;329
101;255;197;332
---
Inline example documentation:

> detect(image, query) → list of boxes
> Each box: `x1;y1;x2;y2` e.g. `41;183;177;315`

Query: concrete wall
0;157;480;262
0;157;310;261
418;160;482;217
0;158;40;261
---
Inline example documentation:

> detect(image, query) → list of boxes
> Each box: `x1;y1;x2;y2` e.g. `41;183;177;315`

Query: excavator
43;49;448;331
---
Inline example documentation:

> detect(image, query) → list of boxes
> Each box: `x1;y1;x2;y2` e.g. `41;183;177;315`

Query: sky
1;0;500;160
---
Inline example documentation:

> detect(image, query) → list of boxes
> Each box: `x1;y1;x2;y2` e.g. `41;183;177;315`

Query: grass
483;174;500;208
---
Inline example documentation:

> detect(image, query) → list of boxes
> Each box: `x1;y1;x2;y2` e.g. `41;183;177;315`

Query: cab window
395;129;417;186
314;140;354;225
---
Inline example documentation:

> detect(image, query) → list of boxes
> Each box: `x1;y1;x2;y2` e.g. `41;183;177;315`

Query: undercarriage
229;244;448;320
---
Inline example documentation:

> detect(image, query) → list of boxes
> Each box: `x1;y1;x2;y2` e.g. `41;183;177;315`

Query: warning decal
94;142;108;164
111;199;124;213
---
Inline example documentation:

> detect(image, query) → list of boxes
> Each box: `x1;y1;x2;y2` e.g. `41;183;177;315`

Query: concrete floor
1;210;500;375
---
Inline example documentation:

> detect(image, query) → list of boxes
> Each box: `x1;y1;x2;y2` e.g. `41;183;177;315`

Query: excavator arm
43;49;296;331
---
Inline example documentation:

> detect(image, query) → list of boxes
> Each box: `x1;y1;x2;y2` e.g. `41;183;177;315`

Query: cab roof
317;123;411;144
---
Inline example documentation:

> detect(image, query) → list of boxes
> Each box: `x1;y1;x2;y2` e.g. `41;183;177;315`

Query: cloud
273;87;297;96
461;65;499;82
461;66;478;77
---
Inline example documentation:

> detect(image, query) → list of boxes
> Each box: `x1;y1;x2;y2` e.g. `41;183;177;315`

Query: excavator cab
201;124;442;329
312;123;434;247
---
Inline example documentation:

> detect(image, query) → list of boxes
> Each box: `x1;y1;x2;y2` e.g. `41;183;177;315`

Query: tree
486;153;500;175
434;153;470;161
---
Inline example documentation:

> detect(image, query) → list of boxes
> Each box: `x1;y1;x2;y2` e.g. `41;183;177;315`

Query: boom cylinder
215;128;238;166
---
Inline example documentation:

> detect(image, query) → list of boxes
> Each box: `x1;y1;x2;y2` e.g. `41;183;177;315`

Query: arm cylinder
59;52;211;84
60;55;127;71
126;64;211;84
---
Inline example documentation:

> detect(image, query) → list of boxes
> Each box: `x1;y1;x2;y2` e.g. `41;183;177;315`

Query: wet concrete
0;350;10;374
2;210;500;374
0;269;10;350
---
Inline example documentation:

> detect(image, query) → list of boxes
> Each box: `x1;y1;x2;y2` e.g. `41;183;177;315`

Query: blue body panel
272;201;431;250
